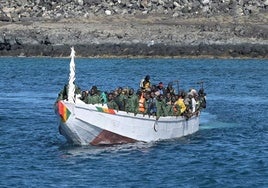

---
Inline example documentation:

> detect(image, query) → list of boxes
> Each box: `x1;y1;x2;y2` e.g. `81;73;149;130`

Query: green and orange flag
58;101;71;122
95;106;116;114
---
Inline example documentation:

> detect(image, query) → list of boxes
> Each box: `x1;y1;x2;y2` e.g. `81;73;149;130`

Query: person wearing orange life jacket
138;90;146;113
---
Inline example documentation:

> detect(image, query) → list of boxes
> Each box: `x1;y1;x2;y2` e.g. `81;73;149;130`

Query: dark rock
0;0;267;58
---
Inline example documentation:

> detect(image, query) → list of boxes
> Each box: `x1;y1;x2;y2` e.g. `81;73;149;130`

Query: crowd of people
57;75;206;119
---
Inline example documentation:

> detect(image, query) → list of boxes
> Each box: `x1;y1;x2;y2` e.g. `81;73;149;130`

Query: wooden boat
55;47;201;146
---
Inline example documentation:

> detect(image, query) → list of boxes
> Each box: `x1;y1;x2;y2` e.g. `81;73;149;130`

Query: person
156;94;168;118
56;84;67;102
125;88;139;114
140;75;151;91
143;91;151;115
165;93;176;116
138;90;146;114
166;82;176;96
86;86;101;104
57;82;81;102
174;91;187;116
107;92;119;110
165;92;172;105
157;82;165;95
100;91;108;104
189;89;197;113
80;90;88;103
191;93;197;113
183;91;195;119
197;88;206;110
114;87;126;111
147;91;157;116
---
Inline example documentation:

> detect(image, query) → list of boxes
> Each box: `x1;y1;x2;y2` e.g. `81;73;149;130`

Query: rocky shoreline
0;0;268;58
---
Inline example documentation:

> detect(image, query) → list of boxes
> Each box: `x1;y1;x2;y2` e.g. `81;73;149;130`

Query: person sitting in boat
80;90;88;103
114;87;126;111
147;91;157;116
86;86;101;105
140;75;151;91
107;92;119;111
56;82;81;102
125;88;139;115
56;84;68;102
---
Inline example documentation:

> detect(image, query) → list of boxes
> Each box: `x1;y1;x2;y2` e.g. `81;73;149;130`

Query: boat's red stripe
90;130;137;146
58;101;65;117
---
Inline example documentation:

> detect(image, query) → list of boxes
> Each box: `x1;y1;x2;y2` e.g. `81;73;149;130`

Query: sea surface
0;57;267;187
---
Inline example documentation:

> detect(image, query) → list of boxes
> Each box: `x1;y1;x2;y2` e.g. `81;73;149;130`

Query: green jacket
87;94;101;105
107;100;119;111
156;100;168;118
125;94;139;114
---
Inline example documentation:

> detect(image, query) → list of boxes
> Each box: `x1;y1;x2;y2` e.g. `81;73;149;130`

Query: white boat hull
56;100;200;146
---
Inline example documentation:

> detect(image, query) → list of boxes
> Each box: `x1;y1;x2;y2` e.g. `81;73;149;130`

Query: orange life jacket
138;93;145;113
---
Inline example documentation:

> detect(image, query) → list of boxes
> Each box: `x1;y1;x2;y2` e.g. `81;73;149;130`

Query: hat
190;89;197;96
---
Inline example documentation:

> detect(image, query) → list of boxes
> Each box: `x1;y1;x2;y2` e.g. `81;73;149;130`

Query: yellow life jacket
144;81;151;90
176;98;186;114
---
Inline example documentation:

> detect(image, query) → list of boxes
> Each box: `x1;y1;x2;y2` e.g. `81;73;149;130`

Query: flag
58;101;71;122
95;106;116;114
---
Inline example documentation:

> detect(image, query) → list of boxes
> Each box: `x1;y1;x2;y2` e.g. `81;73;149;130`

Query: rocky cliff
0;0;267;58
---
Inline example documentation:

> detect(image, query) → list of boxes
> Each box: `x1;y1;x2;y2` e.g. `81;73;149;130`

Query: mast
68;47;76;103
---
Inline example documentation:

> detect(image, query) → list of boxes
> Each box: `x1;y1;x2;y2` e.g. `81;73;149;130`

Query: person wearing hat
157;82;166;95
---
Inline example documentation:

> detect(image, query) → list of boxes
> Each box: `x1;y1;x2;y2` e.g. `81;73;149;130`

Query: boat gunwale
73;102;194;123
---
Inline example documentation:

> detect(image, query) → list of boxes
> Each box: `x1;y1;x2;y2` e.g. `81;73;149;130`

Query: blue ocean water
0;57;267;187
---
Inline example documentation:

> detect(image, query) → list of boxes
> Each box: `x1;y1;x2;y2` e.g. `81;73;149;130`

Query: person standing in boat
183;91;197;118
189;89;198;113
114;87;126;111
165;92;176;116
166;82;176;96
196;88;206;111
174;91;187;116
137;90;146;114
156;82;166;95
156;94;168;118
140;75;151;91
147;91;157;116
125;88;139;115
